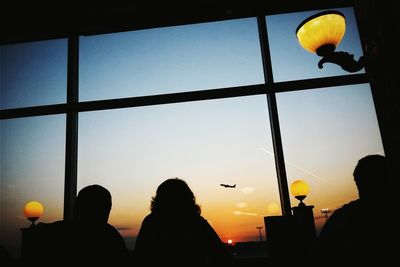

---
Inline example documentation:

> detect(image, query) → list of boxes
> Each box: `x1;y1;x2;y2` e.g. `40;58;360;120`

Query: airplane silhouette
220;184;236;188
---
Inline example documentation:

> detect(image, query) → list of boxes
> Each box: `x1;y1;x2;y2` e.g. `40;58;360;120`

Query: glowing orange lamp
296;11;345;56
296;10;364;72
290;180;310;207
24;201;44;227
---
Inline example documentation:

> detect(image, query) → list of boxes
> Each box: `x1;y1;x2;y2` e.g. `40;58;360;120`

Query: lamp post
296;10;365;72
256;226;263;241
321;208;331;222
290;180;317;247
264;180;317;259
23;201;44;227
21;201;44;260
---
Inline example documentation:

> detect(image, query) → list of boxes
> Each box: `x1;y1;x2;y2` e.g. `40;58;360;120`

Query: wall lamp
296;10;365;73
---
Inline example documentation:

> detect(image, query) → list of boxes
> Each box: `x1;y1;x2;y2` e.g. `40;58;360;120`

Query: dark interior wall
354;0;400;177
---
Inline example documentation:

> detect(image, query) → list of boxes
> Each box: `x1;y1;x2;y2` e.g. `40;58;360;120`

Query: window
0;39;67;109
78;95;280;254
0;115;65;257
79;18;264;101
276;84;384;232
0;3;385;261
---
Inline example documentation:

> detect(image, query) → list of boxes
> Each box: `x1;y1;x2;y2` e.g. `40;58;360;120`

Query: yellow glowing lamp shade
24;201;44;219
290;180;310;197
296;11;346;55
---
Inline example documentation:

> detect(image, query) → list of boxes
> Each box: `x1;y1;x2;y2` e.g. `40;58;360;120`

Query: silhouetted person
317;155;395;263
34;185;127;265
71;184;127;264
134;178;231;265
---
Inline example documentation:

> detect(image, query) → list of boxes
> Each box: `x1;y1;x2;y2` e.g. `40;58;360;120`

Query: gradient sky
1;7;384;256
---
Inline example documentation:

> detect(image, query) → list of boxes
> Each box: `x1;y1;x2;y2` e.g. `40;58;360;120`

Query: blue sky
78;17;264;100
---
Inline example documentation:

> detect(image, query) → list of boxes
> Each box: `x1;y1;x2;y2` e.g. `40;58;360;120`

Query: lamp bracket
318;51;365;73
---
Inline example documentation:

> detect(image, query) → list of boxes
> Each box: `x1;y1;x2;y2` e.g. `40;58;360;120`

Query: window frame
0;3;375;220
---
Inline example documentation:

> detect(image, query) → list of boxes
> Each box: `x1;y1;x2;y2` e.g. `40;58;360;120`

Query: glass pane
78;95;280;259
0;39;67;109
266;7;365;82
79;18;264;101
276;84;384;233
0;115;66;258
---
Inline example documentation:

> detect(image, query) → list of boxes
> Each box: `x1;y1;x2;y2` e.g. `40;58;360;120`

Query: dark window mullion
64;36;79;221
257;16;292;216
0;73;367;120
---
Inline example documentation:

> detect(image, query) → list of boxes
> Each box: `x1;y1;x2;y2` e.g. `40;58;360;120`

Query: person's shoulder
199;216;213;225
102;223;123;238
196;216;216;231
101;224;126;248
144;213;154;220
343;199;361;208
140;213;156;225
323;200;364;227
193;215;208;225
198;215;207;221
332;199;361;215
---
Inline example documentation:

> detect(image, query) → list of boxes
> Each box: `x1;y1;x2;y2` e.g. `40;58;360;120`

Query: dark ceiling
1;0;354;44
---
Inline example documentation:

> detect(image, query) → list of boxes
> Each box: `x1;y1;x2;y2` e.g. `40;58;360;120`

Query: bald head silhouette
73;184;112;224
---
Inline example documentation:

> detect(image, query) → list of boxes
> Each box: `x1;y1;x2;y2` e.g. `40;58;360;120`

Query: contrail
259;147;326;182
233;211;258;216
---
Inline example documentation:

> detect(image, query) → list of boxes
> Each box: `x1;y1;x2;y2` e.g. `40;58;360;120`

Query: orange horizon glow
110;188;357;244
110;198;284;243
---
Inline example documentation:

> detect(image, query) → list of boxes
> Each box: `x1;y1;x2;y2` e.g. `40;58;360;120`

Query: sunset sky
1;7;384;255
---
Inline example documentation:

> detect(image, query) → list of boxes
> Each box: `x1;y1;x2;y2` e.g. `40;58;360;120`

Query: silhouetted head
73;184;112;224
151;178;201;217
353;154;389;200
